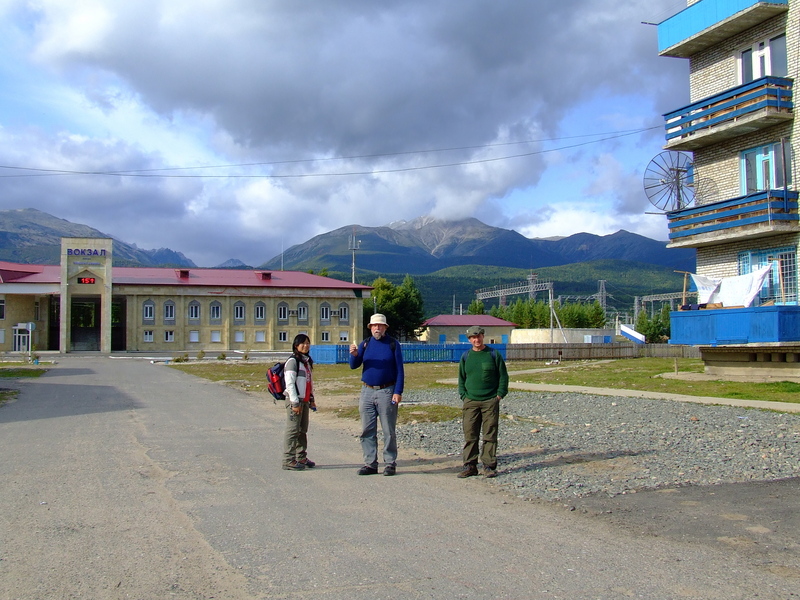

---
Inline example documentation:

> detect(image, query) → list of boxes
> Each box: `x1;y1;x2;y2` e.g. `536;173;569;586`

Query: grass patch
332;403;462;424
512;357;800;404
169;357;800;405
0;367;47;378
0;388;19;407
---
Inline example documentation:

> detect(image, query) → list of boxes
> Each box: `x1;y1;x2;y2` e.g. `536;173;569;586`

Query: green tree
587;301;607;328
393;275;425;340
363;275;425;341
635;305;670;343
467;299;485;315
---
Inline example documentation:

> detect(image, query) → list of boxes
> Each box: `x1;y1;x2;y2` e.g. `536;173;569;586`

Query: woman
282;333;317;470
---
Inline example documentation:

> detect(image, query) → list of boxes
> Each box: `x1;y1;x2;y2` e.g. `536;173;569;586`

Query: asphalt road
1;356;798;599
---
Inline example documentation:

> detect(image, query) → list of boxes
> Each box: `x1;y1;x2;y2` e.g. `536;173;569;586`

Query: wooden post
674;270;691;307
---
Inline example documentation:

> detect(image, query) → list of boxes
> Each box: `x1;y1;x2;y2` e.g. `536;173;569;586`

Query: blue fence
310;343;508;365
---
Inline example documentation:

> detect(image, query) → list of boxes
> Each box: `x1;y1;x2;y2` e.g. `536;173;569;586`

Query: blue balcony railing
663;76;793;150
667;189;799;246
658;0;788;57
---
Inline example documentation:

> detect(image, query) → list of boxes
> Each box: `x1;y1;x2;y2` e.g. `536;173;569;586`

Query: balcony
664;77;793;151
658;0;788;58
667;189;799;248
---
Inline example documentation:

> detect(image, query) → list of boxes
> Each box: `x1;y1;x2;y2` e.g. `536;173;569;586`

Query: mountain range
0;209;694;275
0;208;196;267
0;209;694;316
260;216;695;274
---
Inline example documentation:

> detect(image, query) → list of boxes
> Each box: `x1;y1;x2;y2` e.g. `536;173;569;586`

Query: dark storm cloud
40;1;686;158
2;0;690;265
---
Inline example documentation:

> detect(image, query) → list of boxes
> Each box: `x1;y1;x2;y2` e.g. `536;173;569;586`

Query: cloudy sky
0;0;691;267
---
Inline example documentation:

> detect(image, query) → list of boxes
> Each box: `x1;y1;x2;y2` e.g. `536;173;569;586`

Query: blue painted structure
311;343;508;365
670;306;800;345
658;0;788;53
663;76;792;143
668;190;799;241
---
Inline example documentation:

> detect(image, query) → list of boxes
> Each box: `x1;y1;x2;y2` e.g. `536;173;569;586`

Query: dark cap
466;326;485;337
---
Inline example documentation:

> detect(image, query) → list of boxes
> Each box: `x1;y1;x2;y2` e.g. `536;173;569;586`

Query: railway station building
0;237;371;354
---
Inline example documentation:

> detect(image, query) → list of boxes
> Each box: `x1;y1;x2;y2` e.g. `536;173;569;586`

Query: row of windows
142;330;350;343
142;300;349;324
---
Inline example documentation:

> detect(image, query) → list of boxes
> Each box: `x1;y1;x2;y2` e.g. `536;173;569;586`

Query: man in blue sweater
349;313;405;476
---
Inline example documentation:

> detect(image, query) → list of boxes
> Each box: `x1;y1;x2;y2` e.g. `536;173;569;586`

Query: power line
0;125;660;179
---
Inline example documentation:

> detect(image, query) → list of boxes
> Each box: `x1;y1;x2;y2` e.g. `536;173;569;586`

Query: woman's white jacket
285;356;311;405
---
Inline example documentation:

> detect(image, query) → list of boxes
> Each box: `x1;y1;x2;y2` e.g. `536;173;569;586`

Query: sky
0;0;692;267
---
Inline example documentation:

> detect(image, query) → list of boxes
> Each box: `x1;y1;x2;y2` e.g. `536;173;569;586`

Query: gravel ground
396;390;800;502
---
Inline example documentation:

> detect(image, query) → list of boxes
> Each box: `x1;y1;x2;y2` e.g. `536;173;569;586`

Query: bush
196;350;205;360
217;352;226;360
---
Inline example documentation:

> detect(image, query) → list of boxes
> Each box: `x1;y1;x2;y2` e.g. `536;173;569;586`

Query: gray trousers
358;385;397;468
283;402;310;464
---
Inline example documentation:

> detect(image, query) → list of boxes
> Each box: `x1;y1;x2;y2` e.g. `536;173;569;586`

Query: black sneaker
357;465;379;476
282;460;306;471
457;464;479;478
298;458;316;468
383;464;396;476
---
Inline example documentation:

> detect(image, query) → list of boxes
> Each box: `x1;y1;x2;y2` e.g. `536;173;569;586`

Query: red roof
0;260;371;290
422;315;516;327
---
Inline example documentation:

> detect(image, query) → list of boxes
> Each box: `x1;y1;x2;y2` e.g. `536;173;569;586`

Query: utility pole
348;229;361;284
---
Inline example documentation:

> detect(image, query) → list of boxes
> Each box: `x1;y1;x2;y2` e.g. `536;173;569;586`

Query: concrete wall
510;328;616;344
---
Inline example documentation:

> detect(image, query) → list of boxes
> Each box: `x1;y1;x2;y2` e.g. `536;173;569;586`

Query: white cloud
0;0;689;266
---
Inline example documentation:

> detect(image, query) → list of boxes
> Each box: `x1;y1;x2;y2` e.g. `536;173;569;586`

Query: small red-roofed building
419;314;516;344
0;237;371;354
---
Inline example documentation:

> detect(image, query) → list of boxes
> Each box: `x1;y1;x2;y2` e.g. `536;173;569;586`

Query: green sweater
458;347;509;401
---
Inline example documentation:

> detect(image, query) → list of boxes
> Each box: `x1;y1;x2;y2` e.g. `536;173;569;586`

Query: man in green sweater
457;326;509;478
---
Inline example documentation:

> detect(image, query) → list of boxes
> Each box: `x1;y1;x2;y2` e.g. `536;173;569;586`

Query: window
320;303;331;322
279;331;288;342
739;246;797;304
254;302;266;322
255;331;266;343
321;331;330;342
338;303;349;323
34;301;40;321
297;302;308;322
0;299;5;320
143;330;153;342
188;301;200;321
339;331;349;342
165;330;174;342
189;330;200;343
211;330;221;343
741;141;792;194
164;301;175;322
143;301;155;321
739;33;787;84
234;330;245;343
210;301;221;323
278;302;288;321
234;301;245;322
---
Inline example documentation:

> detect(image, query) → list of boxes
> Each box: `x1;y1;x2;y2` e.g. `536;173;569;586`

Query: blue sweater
349;336;404;394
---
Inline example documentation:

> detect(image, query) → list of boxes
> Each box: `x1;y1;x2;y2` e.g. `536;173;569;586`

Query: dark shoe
457;464;479;478
483;466;498;478
282;460;306;471
383;464;396;476
357;465;379;476
298;458;316;468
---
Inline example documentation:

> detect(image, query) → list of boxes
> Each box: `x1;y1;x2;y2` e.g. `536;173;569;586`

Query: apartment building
658;0;800;374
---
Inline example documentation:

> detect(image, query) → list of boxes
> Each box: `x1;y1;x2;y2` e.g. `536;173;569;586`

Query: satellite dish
693;176;718;205
643;150;696;212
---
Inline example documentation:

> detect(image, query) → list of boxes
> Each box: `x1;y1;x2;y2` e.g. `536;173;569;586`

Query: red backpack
266;359;298;402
